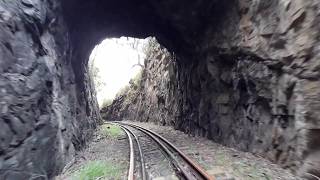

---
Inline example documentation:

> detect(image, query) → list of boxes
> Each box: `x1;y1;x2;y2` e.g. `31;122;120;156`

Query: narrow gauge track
111;122;214;180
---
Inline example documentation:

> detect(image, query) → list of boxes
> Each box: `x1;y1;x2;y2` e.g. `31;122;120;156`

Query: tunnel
0;0;320;179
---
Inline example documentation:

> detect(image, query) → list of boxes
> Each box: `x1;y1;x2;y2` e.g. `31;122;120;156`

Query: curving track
111;122;214;180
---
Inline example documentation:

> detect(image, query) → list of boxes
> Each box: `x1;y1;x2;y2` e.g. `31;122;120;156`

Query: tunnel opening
1;0;320;179
87;37;149;108
99;37;177;123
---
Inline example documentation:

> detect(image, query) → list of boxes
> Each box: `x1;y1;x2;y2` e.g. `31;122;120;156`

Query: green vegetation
130;70;143;88
115;85;130;98
214;152;231;166
100;124;123;138
114;69;143;104
112;38;160;100
72;161;122;180
100;98;113;109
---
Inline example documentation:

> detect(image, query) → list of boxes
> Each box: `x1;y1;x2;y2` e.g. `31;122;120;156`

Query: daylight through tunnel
1;0;320;179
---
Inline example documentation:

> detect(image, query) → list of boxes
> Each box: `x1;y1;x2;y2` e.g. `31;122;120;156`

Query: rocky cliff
103;40;179;126
1;0;320;179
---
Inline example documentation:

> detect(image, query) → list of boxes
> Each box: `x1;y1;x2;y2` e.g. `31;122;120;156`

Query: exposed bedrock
0;0;101;179
103;0;320;178
106;44;320;178
1;0;320;179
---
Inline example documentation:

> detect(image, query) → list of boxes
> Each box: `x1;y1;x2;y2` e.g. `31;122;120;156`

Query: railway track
111;122;214;180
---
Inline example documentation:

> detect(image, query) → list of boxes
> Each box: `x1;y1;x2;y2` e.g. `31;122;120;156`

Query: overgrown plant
72;161;122;180
115;85;130;98
100;124;123;138
129;70;143;89
100;98;113;109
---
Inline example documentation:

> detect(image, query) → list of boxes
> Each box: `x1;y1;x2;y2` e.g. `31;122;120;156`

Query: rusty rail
116;122;215;180
118;124;147;180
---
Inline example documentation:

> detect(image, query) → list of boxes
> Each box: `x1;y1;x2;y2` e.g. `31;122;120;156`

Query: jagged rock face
108;48;320;178
1;0;320;179
0;0;101;179
105;0;320;176
103;42;180;126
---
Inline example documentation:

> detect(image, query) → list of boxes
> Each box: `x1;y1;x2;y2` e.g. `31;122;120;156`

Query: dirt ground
124;121;302;180
55;125;129;180
56;121;302;180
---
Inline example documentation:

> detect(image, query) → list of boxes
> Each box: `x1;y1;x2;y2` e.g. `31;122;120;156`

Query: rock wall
0;0;101;179
103;41;179;126
1;0;320;179
105;0;320;174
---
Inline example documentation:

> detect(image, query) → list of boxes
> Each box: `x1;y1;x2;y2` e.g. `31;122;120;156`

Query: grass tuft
100;124;123;138
73;161;122;180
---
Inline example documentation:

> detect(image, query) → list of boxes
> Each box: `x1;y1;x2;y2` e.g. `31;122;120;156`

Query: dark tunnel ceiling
61;0;232;56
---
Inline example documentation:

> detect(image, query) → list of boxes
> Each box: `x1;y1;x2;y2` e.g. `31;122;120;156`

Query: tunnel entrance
88;37;149;108
1;0;320;179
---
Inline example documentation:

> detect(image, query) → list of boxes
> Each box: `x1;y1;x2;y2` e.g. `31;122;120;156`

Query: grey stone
1;0;320;179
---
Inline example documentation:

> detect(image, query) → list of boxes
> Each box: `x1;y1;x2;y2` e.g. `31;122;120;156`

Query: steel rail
116;125;134;180
119;122;215;180
125;123;196;179
118;124;147;180
117;122;203;180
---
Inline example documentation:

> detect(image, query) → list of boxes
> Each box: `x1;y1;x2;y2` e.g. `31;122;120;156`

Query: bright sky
89;37;148;106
